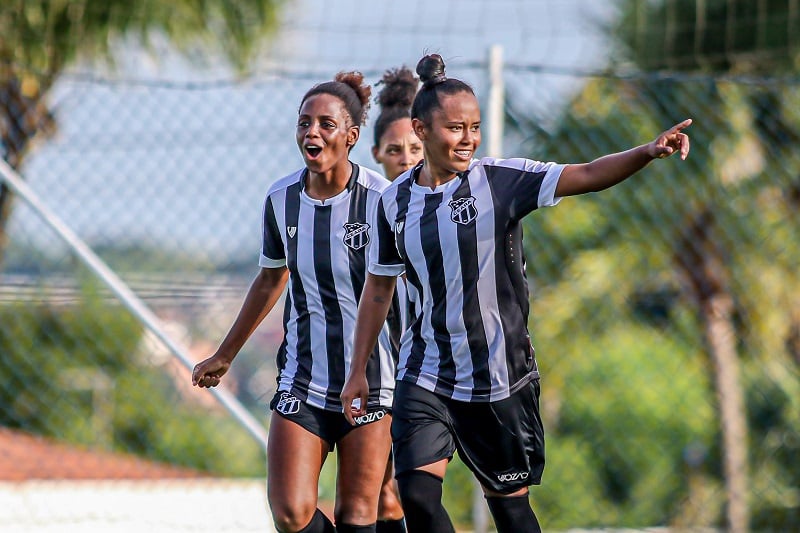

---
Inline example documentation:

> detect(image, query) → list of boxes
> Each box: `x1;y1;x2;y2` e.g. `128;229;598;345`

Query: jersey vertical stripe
283;181;313;392
312;205;346;399
420;193;456;396
369;157;565;402
452;177;493;401
390;180;427;382
260;164;398;411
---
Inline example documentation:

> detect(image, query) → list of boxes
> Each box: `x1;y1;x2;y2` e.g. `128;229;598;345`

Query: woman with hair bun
368;65;425;533
372;66;422;182
342;53;692;532
193;71;401;533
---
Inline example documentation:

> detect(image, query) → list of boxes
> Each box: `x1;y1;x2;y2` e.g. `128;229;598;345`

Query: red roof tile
0;427;205;481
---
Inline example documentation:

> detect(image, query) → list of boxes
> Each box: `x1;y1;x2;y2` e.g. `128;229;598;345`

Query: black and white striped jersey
260;163;401;411
369;157;565;402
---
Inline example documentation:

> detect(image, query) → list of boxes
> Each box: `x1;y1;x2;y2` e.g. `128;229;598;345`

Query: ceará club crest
343;222;370;250
448;196;478;225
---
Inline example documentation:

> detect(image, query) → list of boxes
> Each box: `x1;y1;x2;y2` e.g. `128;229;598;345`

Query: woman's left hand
648;118;692;160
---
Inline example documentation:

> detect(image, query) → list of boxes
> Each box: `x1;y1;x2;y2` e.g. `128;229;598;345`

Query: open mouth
305;145;323;159
454;150;472;161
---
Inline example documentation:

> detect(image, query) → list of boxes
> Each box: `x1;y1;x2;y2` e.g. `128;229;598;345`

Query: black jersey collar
410;161;469;185
346;161;360;191
300;161;360;193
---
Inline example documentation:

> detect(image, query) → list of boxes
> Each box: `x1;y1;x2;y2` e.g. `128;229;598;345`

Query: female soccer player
193;72;400;533
370;66;423;533
341;54;691;533
372;66;422;183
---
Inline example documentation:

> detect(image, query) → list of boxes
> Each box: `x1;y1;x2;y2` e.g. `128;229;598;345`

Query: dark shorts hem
391;380;545;493
270;390;389;449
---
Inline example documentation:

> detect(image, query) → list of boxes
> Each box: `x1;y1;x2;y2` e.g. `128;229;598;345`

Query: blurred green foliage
0;282;264;477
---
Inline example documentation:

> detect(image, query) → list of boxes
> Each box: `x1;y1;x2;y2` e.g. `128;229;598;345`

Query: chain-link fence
2;1;799;532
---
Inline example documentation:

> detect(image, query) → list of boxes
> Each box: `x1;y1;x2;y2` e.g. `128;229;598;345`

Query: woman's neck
305;160;352;200
417;162;457;190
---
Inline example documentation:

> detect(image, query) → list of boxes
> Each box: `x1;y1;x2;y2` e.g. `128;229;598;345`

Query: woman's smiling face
414;91;481;178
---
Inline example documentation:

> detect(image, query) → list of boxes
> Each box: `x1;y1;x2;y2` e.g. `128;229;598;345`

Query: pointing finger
671;118;693;133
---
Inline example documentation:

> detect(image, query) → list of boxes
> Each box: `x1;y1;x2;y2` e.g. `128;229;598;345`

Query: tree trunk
703;294;749;533
0;181;14;262
675;208;749;532
0;72;56;266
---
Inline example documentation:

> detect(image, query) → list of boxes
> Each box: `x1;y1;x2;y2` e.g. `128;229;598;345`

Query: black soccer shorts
269;390;390;450
391;379;545;494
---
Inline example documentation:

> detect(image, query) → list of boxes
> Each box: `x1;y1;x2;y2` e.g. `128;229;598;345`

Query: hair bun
332;71;371;125
416;54;447;88
376;67;418;110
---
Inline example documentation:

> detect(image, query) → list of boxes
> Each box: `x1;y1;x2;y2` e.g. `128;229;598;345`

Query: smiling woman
192;71;403;533
341;53;692;533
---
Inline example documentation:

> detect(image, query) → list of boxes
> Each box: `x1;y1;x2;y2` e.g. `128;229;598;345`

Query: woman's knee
334;492;376;525
270;497;319;532
396;470;454;533
377;480;403;519
397;470;442;515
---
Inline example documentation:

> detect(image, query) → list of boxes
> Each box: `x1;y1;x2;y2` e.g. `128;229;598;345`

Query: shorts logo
343;222;370;250
353;409;387;426
449;196;478;225
496;471;529;483
287;226;297;239
275;392;301;416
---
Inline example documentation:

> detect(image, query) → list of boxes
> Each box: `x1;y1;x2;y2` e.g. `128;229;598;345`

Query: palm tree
611;3;799;531
0;0;285;263
506;1;799;529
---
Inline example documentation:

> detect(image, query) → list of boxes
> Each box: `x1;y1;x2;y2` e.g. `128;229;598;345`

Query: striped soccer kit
260;164;401;411
369;157;564;402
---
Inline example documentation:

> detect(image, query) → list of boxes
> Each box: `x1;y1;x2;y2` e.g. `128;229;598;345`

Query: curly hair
300;71;372;126
372;66;419;147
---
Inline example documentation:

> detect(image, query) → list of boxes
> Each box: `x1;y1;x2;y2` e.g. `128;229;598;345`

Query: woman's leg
390;382;458;533
267;415;333;533
395;460;453;533
335;414;394;529
376;458;406;532
483;487;541;533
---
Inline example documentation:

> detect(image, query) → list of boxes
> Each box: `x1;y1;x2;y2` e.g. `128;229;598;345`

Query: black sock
396;470;455;533
336;523;376;533
376;518;406;533
292;508;335;533
485;495;541;533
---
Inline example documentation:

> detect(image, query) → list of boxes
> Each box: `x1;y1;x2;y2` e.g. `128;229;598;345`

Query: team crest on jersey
287;226;297;238
275;392;301;415
343;222;370;250
395;220;404;234
449;196;478;225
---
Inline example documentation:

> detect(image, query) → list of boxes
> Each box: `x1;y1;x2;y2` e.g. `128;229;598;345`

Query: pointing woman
341;53;691;533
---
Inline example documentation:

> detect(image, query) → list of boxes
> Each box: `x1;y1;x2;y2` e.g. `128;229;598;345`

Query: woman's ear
412;118;426;141
347;126;360;148
371;145;381;163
